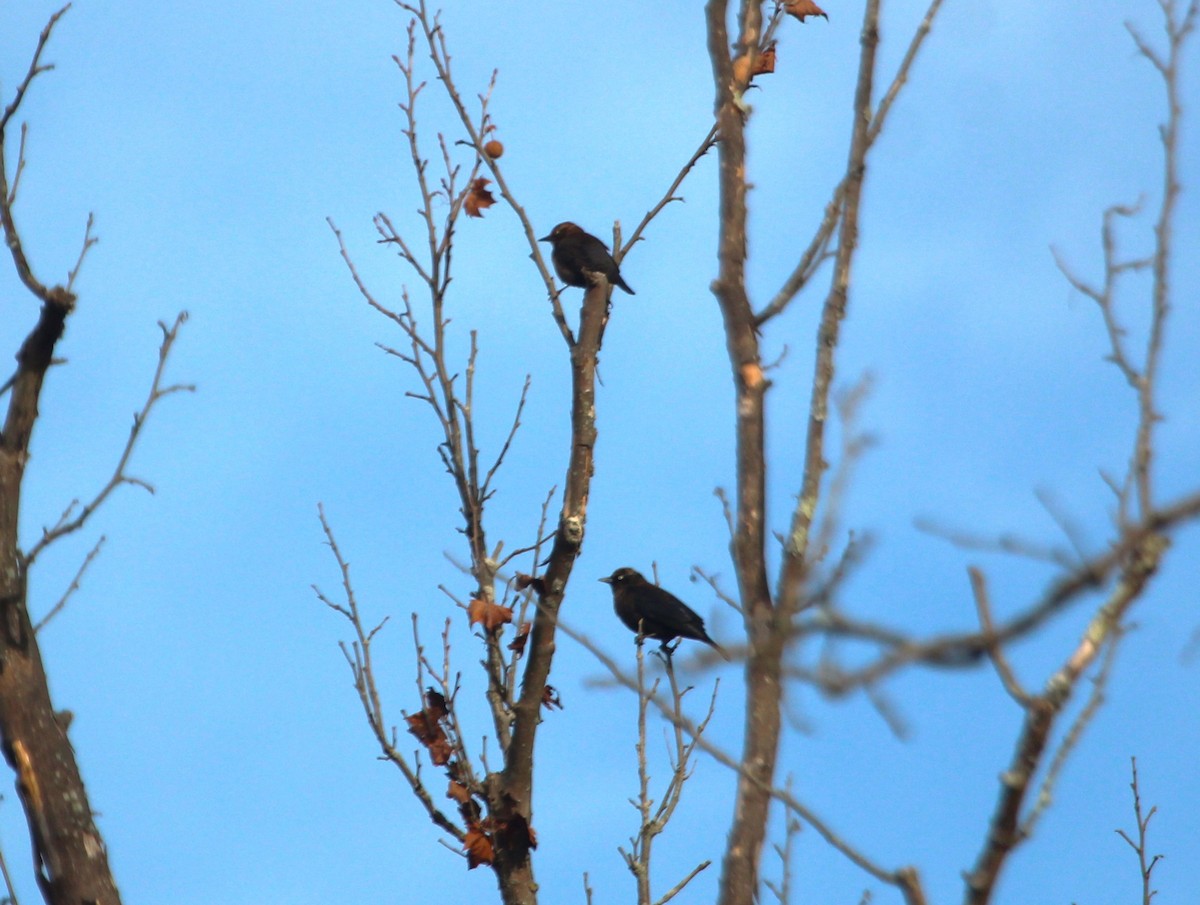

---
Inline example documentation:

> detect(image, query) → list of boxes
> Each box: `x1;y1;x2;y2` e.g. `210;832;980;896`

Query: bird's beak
538;234;551;243
598;576;612;584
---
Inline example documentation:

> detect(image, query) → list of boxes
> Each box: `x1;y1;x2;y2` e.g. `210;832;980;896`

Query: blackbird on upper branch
539;222;635;295
599;567;728;659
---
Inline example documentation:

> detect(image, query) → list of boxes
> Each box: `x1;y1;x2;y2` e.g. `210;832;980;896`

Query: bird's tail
707;638;731;661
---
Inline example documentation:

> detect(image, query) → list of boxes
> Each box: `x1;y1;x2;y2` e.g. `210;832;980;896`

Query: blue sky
1;1;1198;903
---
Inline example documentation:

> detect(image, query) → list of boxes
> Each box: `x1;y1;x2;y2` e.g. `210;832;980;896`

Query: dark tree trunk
0;298;123;905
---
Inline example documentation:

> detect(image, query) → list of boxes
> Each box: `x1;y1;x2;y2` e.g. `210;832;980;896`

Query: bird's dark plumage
599;567;728;659
539;222;635;295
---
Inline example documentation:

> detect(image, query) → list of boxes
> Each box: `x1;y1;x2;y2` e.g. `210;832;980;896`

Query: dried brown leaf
753;44;777;76
428;737;453;766
406;709;453;765
514;573;547;596
508;622;531;655
464;177;496;218
405;711;438;745
469;597;513;632
784;0;828;21
464;824;494;869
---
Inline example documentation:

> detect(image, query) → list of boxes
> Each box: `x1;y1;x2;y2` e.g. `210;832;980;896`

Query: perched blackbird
599;567;728;659
539;222;635;295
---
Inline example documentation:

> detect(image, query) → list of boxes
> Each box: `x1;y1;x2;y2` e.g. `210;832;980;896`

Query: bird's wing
641;584;708;636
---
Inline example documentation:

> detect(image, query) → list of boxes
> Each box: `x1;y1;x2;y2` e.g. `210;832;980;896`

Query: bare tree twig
776;0;884;617
8;123;30;208
964;534;1165;903
1021;628;1123;838
0;3;72;300
967;567;1030;706
756;0;947;326
762;778;801;905
64;212;97;294
806;374;878;594
655;859;713;905
313;504;466;843
1116;757;1162;905
915;517;1075;569
621;642;718;905
0;827;19;905
34;536;105;634
561;613;924;904
619;123;720;262
1034;488;1091;564
481;374;531;502
793;489;1200;696
25;312;194;567
396;0;570;344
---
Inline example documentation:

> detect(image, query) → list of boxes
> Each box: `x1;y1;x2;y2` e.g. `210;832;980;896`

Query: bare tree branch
0;4;72;301
756;0;947;327
34;535;104;634
776;0;883;618
619;122;720;263
1116;757;1162;905
964;535;1165;903
620;642;717;905
313;504;466;843
561;613;924;904
25;313;193;567
968;567;1030;706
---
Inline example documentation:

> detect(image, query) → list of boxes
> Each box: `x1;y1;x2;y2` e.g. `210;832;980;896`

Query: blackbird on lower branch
600;567;728;659
539;222;635;295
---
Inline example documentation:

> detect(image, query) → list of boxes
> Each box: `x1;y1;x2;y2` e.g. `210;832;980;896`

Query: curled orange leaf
753;44;777;76
785;0;828;21
464;178;496;218
464;824;494;868
469;598;513;632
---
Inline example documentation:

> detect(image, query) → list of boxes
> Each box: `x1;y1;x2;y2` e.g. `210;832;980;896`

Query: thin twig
25;312;193;567
313;504;465;842
1116;757;1162;905
396;0;570;345
914;517;1075;569
559;613;921;900
0;830;19;905
964;533;1165;903
0;3;73;300
775;0;886;617
790;490;1200;695
1021;628;1123;838
967;567;1030;706
762;777;801;904
65;212;98;293
619;122;720;261
756;0;947;326
34;535;105;633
